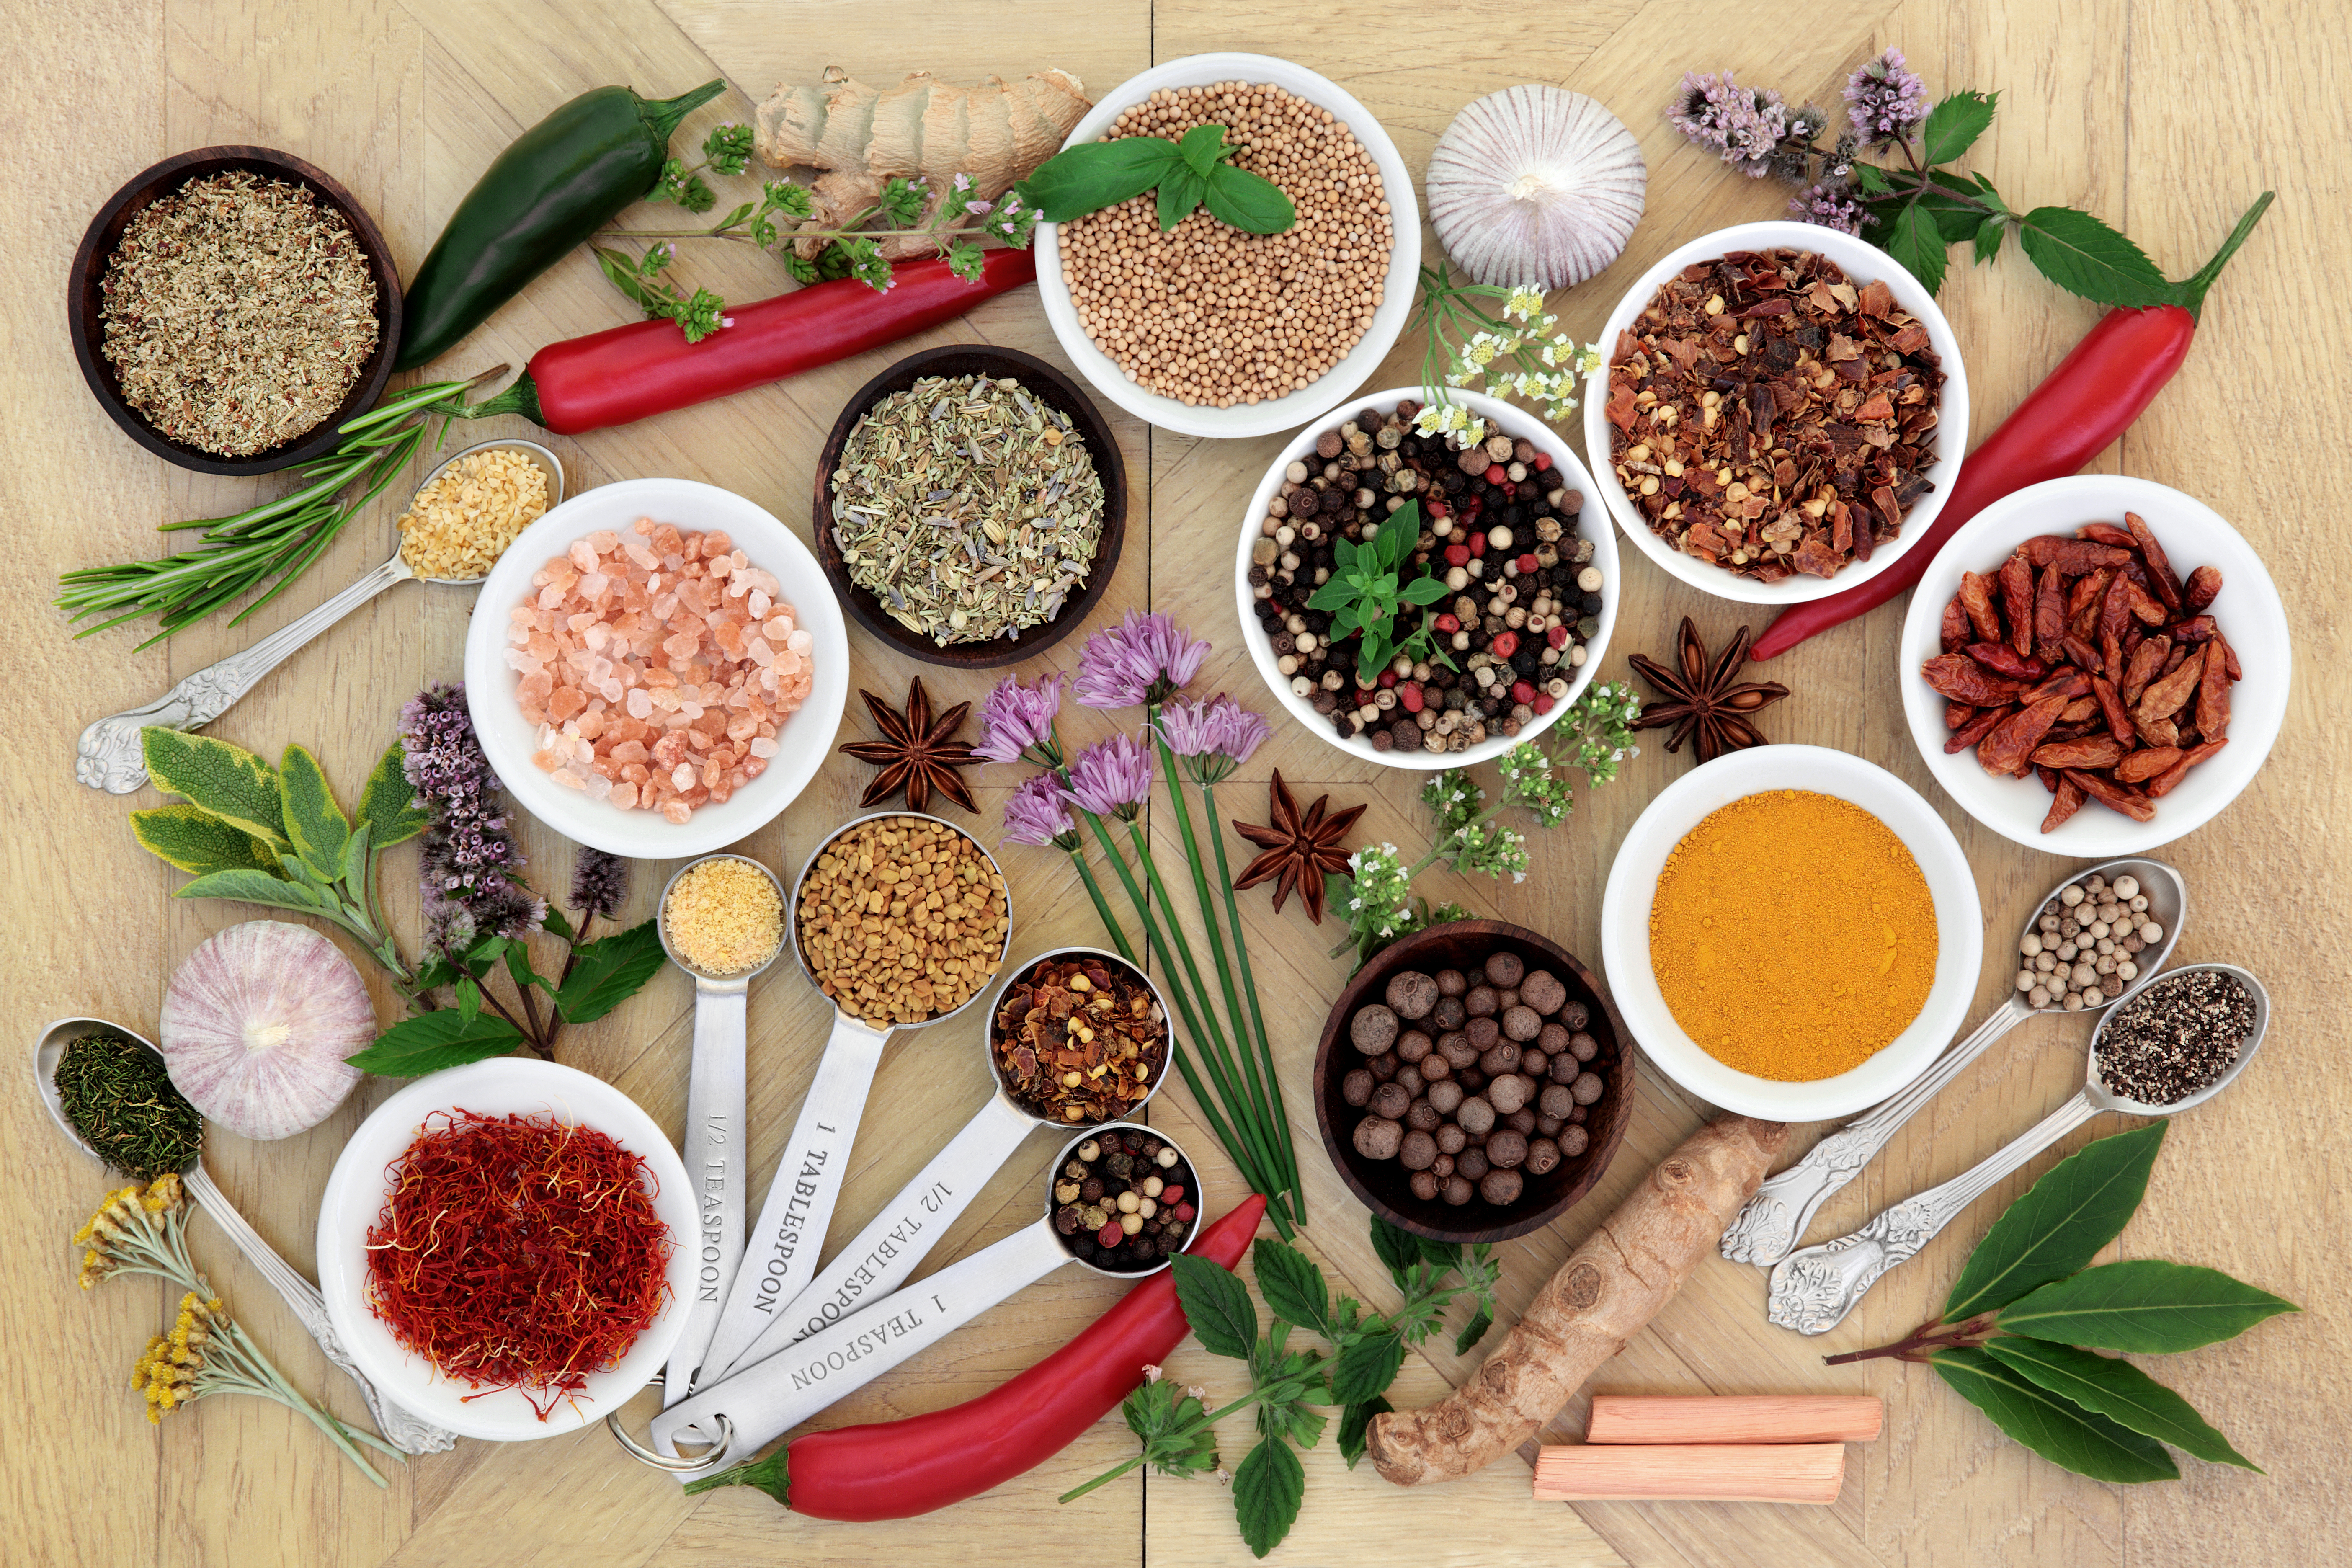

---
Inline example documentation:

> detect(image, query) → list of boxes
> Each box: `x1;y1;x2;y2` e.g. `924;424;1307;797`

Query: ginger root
755;67;1090;257
1367;1115;1788;1486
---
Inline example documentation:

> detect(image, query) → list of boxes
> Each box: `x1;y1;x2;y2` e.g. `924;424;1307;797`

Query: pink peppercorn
1490;631;1520;659
1533;693;1555;715
1434;612;1460;634
1173;1203;1196;1222
1485;464;1506;484
1377;669;1397;688
1096;1220;1125;1248
1399;683;1424;712
1511;680;1535;704
1533;453;1553;471
1517;553;1539;573
1467;531;1486;557
1161;1186;1184;1205
1444;544;1470;567
1547;624;1570;650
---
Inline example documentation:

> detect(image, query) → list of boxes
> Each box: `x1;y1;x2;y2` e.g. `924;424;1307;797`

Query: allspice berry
1465;985;1500;1018
1354;1117;1403;1160
1486;1129;1529;1169
1342;1068;1374;1107
1558;1124;1590;1156
1427;1080;1465;1116
1457;1145;1491;1182
1479;1039;1521;1076
1487;1073;1531;1115
1537;1021;1572;1057
1369;1081;1412;1121
1420;1051;1453;1082
1400;1130;1438;1170
1406;1098;1442;1132
1540;1082;1575;1118
1395;1029;1434;1063
1502;1005;1544;1042
1524;1137;1562;1175
1570;1072;1604;1106
1396;1063;1424;1097
1479;1168;1524;1205
1464;1016;1501;1052
1485;952;1525;987
1436;969;1467;997
1432;995;1467;1030
1410;1170;1441;1201
1569;1031;1599;1063
1520;970;1568;1014
1438;1032;1479;1069
1385;971;1440;1020
1435;1121;1467;1154
1366;1051;1399;1081
1351;1004;1399;1054
1456;1095;1497;1137
1442;1175;1474;1206
1506;1107;1537;1136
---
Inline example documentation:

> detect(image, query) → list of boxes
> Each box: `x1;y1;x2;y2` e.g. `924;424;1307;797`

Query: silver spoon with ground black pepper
1766;962;2269;1335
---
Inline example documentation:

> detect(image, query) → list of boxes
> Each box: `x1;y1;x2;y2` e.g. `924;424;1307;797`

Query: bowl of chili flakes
989;948;1173;1126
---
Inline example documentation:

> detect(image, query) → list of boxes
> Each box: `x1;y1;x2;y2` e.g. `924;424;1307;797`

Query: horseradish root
1367;1115;1787;1485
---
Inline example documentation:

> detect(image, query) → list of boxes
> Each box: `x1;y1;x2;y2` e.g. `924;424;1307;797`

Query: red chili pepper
687;1194;1265;1522
1748;195;2271;663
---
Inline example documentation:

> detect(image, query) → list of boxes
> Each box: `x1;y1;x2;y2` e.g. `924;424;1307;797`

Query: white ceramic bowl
1599;745;1983;1120
1581;219;1969;605
1899;474;2289;855
1233;387;1617;770
461;477;851;858
316;1057;696;1441
1033;53;1421;440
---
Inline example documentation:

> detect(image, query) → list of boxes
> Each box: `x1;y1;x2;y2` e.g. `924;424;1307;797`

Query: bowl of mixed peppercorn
1234;387;1615;767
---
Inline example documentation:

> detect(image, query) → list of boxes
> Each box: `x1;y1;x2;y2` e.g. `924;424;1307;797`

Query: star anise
1627;617;1791;764
837;676;982;813
1230;769;1366;924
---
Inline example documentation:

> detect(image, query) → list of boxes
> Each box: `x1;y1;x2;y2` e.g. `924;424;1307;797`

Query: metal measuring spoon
31;1016;456;1453
634;1121;1204;1475
1721;857;2186;1267
1765;962;2268;1335
697;945;1174;1390
74;438;564;793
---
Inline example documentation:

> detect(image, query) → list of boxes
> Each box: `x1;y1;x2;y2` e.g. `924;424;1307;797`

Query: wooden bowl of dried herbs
814;344;1127;669
67;145;403;476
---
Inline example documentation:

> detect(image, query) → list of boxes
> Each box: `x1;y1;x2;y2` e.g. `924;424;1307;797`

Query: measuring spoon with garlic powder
697;946;1174;1391
1720;857;2185;1268
638;1122;1203;1476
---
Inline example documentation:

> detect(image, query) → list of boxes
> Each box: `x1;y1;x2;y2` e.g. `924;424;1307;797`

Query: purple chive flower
1669;70;1789;177
400;683;545;947
1063;733;1157;820
1155;694;1274;782
1844;49;1929;147
1792;183;1866;235
1074;611;1212;709
1001;771;1081;849
975;671;1068;765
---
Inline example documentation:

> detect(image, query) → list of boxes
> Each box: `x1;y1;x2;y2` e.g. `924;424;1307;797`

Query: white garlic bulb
161;921;371;1141
1427;86;1646;293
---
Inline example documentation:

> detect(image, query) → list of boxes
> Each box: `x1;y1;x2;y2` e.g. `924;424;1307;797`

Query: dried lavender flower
400;683;544;947
569;848;629;922
1668;70;1789;177
1844;49;1929;146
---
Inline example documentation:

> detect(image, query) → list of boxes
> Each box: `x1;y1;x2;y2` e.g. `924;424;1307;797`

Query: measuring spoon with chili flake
694;945;1174;1393
1721;857;2186;1268
634;1121;1202;1477
31;1015;457;1455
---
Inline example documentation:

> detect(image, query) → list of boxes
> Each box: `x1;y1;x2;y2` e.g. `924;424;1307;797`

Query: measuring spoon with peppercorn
31;1016;458;1455
628;1121;1203;1476
1765;961;2267;1335
1722;857;2186;1268
694;946;1175;1393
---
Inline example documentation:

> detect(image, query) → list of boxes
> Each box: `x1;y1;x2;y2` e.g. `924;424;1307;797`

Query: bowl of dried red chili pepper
317;1057;695;1439
1900;473;2289;855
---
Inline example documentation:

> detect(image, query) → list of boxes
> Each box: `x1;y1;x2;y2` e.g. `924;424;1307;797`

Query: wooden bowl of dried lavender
815;344;1127;669
67;145;403;476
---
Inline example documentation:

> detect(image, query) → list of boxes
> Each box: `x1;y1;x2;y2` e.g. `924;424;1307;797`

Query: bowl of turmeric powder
1599;745;1982;1120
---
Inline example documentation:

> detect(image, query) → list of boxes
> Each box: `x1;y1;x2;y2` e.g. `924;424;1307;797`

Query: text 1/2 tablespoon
1765;962;2269;1335
74;438;563;794
31;1016;456;1454
636;1122;1203;1476
1721;857;2185;1267
698;946;1174;1390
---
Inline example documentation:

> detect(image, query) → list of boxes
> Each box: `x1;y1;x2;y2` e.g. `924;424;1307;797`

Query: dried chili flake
992;956;1168;1124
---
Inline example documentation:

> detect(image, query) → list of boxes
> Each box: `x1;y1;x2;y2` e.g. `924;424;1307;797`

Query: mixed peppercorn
1051;1127;1199;1273
1247;400;1607;754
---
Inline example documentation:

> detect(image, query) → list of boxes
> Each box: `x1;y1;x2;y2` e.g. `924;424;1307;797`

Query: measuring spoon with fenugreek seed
1720;857;2184;1268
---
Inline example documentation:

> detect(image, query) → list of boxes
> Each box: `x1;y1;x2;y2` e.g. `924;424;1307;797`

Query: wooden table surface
6;2;2344;1564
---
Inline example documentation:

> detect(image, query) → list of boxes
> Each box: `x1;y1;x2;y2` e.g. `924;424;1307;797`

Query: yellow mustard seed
663;856;784;975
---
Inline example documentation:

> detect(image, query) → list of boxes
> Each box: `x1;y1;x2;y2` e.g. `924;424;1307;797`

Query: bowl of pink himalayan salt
462;477;851;858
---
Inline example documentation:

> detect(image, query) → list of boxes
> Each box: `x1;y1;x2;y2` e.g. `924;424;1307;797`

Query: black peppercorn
1081;1176;1105;1203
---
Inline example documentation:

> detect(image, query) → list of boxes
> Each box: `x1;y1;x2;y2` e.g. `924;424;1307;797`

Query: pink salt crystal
742;756;768;781
621;762;651;785
652;732;690;767
709;555;733;579
537;583;566;611
626;688;653;720
589;529;620;552
575;711;607;740
611;781;639;810
749;736;780;758
552;769;586;790
645;668;678;689
670;763;695;792
746;637;775;668
548;687;587;723
625;540;658;569
568;539;598;572
748;590;771;617
787;630;814;654
532;750;559;771
580;572;609;598
633;517;655;535
709;780;734;805
661;800;692;825
610;740;649;765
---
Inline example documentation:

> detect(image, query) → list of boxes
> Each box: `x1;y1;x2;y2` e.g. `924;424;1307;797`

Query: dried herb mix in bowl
992;954;1169;1123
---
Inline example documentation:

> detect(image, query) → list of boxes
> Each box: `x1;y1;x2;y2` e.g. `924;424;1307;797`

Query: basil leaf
1369;1214;1423;1284
175;867;320;913
1930;1346;2177;1483
1981;1338;2259;1470
1230;1436;1306;1559
552;919;665;1024
1178;124;1229;178
1170;1252;1259;1362
1975;214;2007;266
132;805;276;877
1203;163;1296;235
1401;575;1450;606
2017;206;2175;308
1452;1303;1495;1356
1921;89;1998;166
1327;1327;1406;1406
1880;200;1949;298
1996;1259;2298;1353
1377;513;1418;573
1251;1239;1331;1336
141;728;289;847
1157;163;1205;232
1021;137;1181;222
355;740;430;850
346;1009;528;1077
1945;1123;2166;1320
276;743;351;882
1336;1395;1391;1468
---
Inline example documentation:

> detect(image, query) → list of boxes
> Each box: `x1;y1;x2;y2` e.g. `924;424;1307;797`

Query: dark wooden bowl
812;345;1127;669
1313;919;1635;1245
67;146;404;476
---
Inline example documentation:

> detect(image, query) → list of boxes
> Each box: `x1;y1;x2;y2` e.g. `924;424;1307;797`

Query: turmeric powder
1648;790;1935;1081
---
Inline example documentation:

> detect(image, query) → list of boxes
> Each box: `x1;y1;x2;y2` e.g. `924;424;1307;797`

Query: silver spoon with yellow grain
74;438;562;794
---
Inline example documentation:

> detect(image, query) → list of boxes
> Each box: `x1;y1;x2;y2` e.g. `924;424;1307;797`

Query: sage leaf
142;728;288;847
1170;1252;1259;1362
2017;206;2175;308
1921;89;1999;166
1157;163;1205;231
1930;1345;2177;1482
1995;1259;2298;1353
551;919;664;1024
131;805;276;877
1178;123;1229;178
1020;137;1181;222
1981;1338;2260;1470
1251;1239;1331;1336
337;820;373;901
176;867;321;913
1881;201;1949;297
1328;1327;1406;1406
1945;1122;2166;1321
355;740;430;850
345;1008;528;1076
1975;214;2007;266
277;743;351;882
1336;1395;1391;1468
1203;163;1296;235
1231;1436;1306;1560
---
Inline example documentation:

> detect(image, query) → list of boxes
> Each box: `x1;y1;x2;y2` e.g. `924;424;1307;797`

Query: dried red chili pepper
2078;521;2139;549
1945;704;2010;754
2034;565;2066;663
1945;700;1975;730
1979;692;2069;776
2136;655;2205;725
2042;775;2087;832
1921;653;2021;707
2184;564;2224;611
2125;579;2169;626
2169;614;2220;644
1940;595;1970;653
2097;573;2133;650
2147;739;2228;798
2023;668;2092;705
2126;511;2183;609
1958;572;2003;642
2029;537;2134;575
2034;736;2125;770
2196;641;2231;740
2115;746;2184;784
1965;642;2045;681
2090;674;2135;741
1998;555;2035;657
2067;768;2159;822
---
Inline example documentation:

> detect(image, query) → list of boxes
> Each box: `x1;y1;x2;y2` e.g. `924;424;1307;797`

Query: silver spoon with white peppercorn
1721;858;2185;1267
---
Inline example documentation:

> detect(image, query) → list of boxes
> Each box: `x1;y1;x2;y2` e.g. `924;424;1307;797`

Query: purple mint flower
1844;49;1929;147
975;671;1067;765
1792;183;1865;235
1074;611;1212;709
569;847;629;921
1063;733;1156;820
1001;771;1080;849
1669;70;1788;177
400;683;544;948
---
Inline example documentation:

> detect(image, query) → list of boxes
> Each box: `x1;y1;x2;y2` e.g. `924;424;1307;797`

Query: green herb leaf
1921;169;1996;242
174;867;321;913
1336;1395;1390;1467
1369;1214;1424;1285
540;902;575;943
2017;206;2175;308
1230;1436;1306;1559
1974;214;2007;266
1171;1252;1260;1362
1333;535;1361;572
551;919;665;1024
596;245;677;320
1178;124;1230;178
507;940;557;997
277;743;351;882
1202;164;1296;235
1251;1240;1331;1336
1945;1124;2166;1321
1996;1259;2298;1353
337;820;372;896
1021;138;1183;223
454;975;482;1025
1308;578;1356;612
1377;515;1418;574
1930;1346;2177;1482
355;741;430;850
1251;1327;1328;1448
413;950;462;994
345;1008;527;1076
1328;1327;1406;1405
1853;161;1890;194
1921;90;1999;166
131;805;277;877
1453;1304;1496;1356
1400;575;1450;606
1981;1338;2260;1470
141;728;289;847
1881;200;1950;298
1157;163;1205;232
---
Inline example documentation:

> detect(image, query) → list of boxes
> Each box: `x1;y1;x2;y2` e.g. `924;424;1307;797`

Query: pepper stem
639;80;727;145
2172;191;2275;320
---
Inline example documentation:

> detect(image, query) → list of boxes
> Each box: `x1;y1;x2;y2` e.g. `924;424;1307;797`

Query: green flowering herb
1306;500;1454;684
1410;273;1604;439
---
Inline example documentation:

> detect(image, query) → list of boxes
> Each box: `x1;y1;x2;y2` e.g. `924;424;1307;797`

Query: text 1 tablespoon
73;438;563;794
1765;962;2269;1335
700;946;1174;1390
1721;857;2186;1267
31;1016;456;1454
